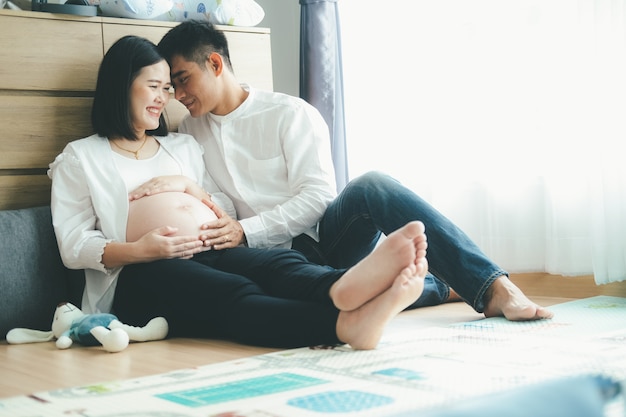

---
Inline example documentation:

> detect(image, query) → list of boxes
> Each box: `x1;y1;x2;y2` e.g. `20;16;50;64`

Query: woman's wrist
184;180;209;200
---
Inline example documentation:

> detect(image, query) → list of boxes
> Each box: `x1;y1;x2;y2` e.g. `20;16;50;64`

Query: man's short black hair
158;20;234;72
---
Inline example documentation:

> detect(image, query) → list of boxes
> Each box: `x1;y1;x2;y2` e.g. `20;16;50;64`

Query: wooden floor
0;296;573;399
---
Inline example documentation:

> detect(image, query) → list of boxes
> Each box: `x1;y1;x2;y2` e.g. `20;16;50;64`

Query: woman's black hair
91;35;169;140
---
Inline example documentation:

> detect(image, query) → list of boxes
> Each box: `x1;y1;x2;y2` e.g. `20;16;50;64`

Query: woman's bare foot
336;260;427;350
483;276;554;320
330;221;427;311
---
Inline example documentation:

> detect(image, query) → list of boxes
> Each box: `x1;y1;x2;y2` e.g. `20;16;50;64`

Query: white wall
254;0;300;95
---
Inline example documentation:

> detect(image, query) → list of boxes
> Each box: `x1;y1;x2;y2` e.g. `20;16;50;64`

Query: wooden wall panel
0;175;51;210
0;96;93;169
163;100;189;132
102;19;176;49
226;31;274;92
0;13;102;92
0;10;273;210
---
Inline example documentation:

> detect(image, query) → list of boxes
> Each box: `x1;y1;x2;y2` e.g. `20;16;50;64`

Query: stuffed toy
95;0;264;26
6;302;168;353
97;0;174;20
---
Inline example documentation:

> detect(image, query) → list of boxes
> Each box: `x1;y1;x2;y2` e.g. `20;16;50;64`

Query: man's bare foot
330;221;427;311
446;288;462;303
336;260;427;350
483;276;554;320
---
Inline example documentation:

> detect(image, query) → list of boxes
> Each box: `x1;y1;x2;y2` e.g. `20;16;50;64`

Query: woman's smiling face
130;60;171;133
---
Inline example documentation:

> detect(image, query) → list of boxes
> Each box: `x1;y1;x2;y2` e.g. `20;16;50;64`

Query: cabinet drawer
0;14;102;92
0;95;93;169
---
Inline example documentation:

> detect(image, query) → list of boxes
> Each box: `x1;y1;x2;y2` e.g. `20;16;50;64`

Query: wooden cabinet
0;9;273;210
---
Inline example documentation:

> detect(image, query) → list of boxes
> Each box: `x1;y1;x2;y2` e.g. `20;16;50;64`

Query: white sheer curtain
339;0;626;284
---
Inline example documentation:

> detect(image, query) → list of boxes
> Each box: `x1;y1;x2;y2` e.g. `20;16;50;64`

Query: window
340;0;626;283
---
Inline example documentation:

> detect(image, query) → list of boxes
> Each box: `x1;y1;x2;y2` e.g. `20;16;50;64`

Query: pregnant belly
126;192;218;242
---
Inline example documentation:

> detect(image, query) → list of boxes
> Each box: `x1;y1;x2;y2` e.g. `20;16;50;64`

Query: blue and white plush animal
6;302;168;353
96;0;264;26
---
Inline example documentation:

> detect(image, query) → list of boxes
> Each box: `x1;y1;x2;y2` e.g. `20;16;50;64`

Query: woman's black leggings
113;247;345;348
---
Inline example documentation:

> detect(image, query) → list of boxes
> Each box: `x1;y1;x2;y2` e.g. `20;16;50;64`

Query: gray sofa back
0;206;83;339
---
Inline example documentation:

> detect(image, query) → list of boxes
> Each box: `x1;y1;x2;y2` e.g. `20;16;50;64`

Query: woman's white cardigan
48;133;229;314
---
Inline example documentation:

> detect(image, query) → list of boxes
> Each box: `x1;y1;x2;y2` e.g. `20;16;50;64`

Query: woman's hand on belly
127;225;210;261
129;175;209;202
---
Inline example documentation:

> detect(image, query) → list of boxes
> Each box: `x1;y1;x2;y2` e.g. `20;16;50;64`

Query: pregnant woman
48;35;428;349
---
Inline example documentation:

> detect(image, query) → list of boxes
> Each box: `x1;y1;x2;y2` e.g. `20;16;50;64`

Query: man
155;20;553;321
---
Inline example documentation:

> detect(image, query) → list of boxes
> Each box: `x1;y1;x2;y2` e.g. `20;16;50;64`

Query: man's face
169;55;219;117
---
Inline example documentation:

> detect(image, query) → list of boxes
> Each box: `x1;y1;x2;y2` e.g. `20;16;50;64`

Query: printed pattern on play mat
1;296;624;417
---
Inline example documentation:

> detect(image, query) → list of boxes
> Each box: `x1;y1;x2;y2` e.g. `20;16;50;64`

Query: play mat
1;296;625;416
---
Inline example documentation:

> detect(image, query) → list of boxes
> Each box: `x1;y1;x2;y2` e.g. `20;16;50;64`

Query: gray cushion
0;206;83;339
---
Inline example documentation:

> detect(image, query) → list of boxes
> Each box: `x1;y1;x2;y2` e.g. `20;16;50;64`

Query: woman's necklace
112;136;149;160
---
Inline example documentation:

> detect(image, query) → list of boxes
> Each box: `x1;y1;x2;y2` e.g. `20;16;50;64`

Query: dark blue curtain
299;0;348;191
